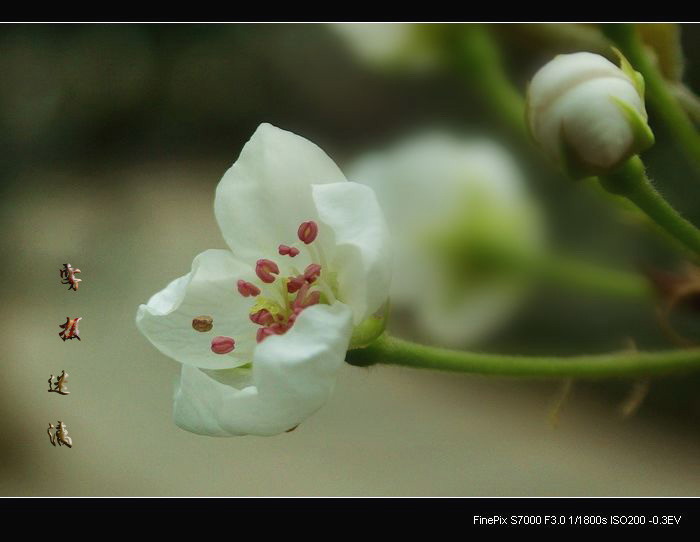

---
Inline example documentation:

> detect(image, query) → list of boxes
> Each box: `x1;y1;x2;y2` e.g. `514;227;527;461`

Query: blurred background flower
331;23;444;72
349;132;545;346
2;23;700;496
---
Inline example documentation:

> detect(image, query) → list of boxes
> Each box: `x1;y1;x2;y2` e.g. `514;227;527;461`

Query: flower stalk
599;156;700;258
346;334;700;378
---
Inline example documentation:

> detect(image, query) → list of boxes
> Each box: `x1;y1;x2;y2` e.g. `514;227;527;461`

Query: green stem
673;82;700;125
536;253;652;300
600;156;700;257
464;241;652;300
602;24;700;173
346;334;700;378
452;24;526;139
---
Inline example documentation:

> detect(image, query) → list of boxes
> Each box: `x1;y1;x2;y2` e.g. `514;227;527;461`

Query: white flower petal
559;77;643;168
214;123;347;262
136;249;258;369
173;302;353;436
528;52;625;120
312;182;392;324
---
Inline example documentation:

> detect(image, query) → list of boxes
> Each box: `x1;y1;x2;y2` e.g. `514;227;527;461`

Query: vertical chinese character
47;421;73;448
58;317;82;341
60;264;82;291
48;371;70;395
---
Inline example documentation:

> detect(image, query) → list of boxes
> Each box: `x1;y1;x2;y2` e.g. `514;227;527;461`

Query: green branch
452;24;526;139
346;334;700;378
535;253;652;300
458;241;653;301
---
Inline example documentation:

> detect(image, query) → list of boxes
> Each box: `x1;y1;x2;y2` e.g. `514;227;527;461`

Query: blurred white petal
350;132;544;346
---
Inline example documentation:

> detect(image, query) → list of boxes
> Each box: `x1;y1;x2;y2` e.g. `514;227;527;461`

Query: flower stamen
304;263;322;283
237;280;261;297
234;220;332;348
293;283;321;311
255;259;280;284
278;244;300;257
211;336;236;354
286;275;306;293
192;315;214;332
256;322;290;343
250;308;274;326
298;221;318;244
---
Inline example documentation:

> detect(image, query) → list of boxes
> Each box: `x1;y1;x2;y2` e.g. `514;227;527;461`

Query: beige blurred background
2;23;700;495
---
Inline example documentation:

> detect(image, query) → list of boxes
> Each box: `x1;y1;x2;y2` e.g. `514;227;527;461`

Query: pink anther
304;263;322;283
293;283;321;310
256;327;274;343
297;221;318;245
249;309;274;326
237;279;261;297
278;245;300;257
255;259;280;284
287;275;306;294
305;291;321;307
255;323;288;343
211;336;235;354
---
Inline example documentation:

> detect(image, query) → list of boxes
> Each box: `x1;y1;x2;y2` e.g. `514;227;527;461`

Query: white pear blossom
350;132;545;346
136;123;391;436
331;23;441;72
526;52;654;177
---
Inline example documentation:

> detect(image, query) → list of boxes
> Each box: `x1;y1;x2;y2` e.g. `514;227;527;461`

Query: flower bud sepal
613;46;646;98
611;95;656;157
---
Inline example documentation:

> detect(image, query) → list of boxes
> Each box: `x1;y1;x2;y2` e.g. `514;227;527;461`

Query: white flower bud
526;51;654;178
